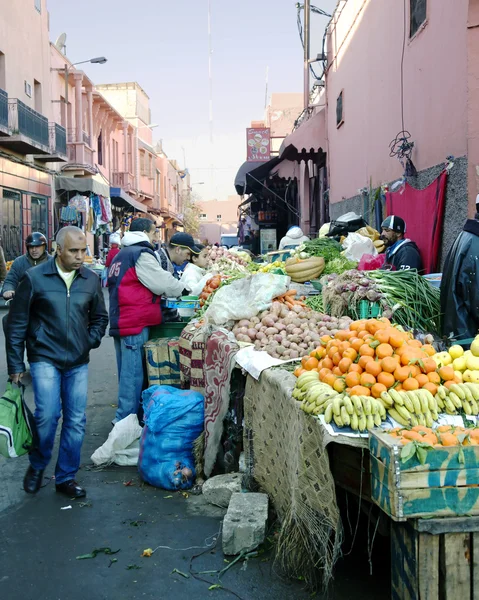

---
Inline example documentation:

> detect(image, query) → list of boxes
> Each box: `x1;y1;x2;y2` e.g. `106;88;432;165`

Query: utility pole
303;0;311;110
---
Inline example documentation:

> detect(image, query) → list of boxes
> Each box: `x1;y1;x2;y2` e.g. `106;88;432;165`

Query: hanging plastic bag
204;273;289;325
138;385;204;490
342;232;378;262
0;381;37;458
91;414;142;466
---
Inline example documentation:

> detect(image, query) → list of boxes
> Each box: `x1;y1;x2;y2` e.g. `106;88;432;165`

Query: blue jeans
29;362;89;484
113;327;149;422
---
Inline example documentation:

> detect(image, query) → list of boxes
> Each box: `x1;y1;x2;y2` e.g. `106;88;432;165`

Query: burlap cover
244;368;342;590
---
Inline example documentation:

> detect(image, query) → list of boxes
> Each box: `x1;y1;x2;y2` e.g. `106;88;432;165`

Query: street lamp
64;57;107;125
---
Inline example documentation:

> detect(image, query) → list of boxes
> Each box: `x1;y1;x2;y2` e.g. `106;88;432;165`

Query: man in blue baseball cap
380;215;423;271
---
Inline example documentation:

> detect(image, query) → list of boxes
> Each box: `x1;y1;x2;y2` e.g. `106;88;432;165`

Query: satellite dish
55;33;67;54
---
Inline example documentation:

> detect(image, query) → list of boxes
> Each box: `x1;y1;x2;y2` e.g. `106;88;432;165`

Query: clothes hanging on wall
385;170;447;274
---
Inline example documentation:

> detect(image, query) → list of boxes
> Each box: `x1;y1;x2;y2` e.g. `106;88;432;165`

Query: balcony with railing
111;171;135;191
0;89;9;136
65;127;96;171
33;123;68;162
0;98;50;154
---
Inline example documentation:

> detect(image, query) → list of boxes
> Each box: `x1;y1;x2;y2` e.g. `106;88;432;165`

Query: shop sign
246;128;271;162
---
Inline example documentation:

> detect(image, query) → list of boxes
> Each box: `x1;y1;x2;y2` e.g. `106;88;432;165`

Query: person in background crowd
278;226;310;250
105;233;121;268
2;232;52;300
6;226;108;498
380;216;423;271
441;199;479;340
250;230;260;256
156;232;200;279
108;218;187;425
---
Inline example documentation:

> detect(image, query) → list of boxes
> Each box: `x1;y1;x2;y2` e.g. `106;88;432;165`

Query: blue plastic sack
138;385;204;490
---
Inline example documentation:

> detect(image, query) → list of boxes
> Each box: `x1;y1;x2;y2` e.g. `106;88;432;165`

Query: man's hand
10;373;24;384
3;290;15;300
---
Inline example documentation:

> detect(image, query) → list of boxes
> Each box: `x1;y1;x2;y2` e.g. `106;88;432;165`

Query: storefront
0;156;52;260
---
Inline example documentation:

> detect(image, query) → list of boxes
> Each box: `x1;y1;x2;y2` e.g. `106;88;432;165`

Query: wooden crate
144;337;181;387
369;429;479;521
391;517;479;600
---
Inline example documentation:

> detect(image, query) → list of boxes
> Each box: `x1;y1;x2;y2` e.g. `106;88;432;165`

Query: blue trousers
29;362;89;484
113;327;149;422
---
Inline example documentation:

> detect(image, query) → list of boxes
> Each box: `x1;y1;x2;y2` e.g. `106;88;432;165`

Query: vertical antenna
208;0;214;194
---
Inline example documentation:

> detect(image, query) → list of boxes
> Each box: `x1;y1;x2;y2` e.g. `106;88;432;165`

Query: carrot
285;290;297;296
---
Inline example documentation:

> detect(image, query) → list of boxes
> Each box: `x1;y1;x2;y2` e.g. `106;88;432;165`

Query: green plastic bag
0;381;36;458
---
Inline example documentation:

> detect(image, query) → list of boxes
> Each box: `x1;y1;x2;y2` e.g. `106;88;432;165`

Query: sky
47;0;336;201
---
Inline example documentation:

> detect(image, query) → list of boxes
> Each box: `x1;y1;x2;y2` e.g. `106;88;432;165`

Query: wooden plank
416;516;479;535
440;532;471;600
417;533;439;600
391;521;419;600
472;532;479;600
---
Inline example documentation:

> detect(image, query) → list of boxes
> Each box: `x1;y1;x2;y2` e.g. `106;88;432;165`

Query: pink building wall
325;0;469;205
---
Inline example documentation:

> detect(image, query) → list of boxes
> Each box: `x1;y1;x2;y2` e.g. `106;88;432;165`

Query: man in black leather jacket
441;202;479;340
6;226;108;499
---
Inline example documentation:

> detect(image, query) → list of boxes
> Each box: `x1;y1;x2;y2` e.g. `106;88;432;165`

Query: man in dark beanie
379;215;423;271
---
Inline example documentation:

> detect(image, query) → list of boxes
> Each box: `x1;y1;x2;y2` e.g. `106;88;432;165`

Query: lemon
466;355;479;371
464;369;472;383
453;356;467;371
432;351;452;367
454;370;464;382
469;370;479;384
449;345;464;360
471;336;479;358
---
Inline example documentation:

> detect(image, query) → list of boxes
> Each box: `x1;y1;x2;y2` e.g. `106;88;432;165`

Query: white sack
91;414;142;466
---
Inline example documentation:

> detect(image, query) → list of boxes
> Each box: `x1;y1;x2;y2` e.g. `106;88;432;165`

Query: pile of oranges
389;425;479;447
293;318;458;400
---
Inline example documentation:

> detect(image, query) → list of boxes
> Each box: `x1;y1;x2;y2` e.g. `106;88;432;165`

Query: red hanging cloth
385;170;447;274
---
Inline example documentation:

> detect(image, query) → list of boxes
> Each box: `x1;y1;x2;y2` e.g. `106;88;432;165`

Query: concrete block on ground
202;473;242;508
222;492;268;555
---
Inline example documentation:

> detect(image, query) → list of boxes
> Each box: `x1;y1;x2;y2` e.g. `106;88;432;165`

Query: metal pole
64;63;68;129
303;0;311;110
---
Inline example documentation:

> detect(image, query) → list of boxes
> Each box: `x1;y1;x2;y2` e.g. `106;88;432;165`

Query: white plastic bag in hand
342;232;378;262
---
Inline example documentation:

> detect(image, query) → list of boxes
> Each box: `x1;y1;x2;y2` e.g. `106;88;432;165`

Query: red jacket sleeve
105;247;120;268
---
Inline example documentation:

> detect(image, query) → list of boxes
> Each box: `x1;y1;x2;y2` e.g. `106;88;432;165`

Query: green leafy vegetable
302;238;342;262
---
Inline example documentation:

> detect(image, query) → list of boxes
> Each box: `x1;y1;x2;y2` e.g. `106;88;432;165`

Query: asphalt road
0;294;391;599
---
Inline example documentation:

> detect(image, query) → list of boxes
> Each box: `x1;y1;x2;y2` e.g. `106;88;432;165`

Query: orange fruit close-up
427;371;441;384
407;339;423;348
415;374;429;387
365;360;382;378
345;371;361;388
438;366;455;381
402;377;420;391
374;329;391;344
332;366;343;376
376;343;394;359
422;344;436;357
359;354;374;369
343;348;358;362
422;382;438;395
348;363;363;374
371;383;387;398
338;357;353;373
377;371;395;388
322;357;334;370
350;338;364;352
360;372;377;387
394;365;416;382
349;385;371;397
320;335;332;345
302;357;319;371
294;366;305;377
333;378;347;393
389;331;406;348
310;346;326;359
421;358;438;374
319;368;332;381
332;352;342;366
359;344;375;357
439;433;459;446
381;356;399;373
323;373;338;387
338;340;352;353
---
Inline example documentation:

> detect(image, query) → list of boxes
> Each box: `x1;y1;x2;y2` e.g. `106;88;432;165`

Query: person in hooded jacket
379;216;423;272
440;201;479;340
108;218;187;424
2;232;52;300
278;226;310;250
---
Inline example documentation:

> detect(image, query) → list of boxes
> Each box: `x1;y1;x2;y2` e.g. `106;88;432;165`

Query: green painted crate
150;317;191;340
359;300;381;319
369;428;479;521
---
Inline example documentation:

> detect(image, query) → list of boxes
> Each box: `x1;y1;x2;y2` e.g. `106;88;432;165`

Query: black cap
381;215;406;234
26;232;47;247
170;232;201;254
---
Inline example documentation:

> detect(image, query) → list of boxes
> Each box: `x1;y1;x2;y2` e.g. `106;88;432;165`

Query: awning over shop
235;157;285;195
279;108;327;161
234;160;268;195
110;187;148;212
55;175;110;197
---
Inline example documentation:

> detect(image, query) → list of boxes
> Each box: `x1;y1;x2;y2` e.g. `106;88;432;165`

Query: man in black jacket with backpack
6;226;108;498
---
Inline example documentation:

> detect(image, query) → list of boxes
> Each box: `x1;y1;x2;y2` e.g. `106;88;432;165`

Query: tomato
209;280;219;290
200;292;209;300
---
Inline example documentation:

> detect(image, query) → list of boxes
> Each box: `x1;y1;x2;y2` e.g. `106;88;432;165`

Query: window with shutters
140;151;146;176
410;0;426;38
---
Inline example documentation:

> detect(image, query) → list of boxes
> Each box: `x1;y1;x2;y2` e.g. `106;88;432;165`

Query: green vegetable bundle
302;238;342;262
323;256;358;275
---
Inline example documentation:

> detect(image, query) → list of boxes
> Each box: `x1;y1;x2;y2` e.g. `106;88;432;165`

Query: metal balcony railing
49;123;67;155
67;128;92;147
8;98;48;147
112;172;134;190
0;89;8;129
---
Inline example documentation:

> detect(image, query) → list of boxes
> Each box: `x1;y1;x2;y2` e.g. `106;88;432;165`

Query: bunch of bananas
292;372;387;431
380;388;439;427
435;382;479;416
258;261;285;273
373;239;385;254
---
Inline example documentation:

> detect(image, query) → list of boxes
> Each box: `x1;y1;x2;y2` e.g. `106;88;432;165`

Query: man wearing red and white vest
108;218;186;424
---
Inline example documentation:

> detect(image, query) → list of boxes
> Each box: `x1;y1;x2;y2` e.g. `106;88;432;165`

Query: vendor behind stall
380;215;423;272
181;244;216;296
